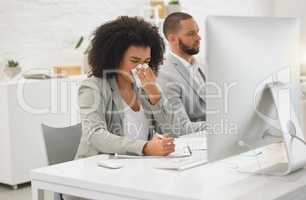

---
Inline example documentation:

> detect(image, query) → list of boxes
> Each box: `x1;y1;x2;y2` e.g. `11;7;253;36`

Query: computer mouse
97;160;123;169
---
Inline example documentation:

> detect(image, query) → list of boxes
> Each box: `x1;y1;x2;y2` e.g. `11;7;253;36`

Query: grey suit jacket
157;54;207;132
75;76;189;159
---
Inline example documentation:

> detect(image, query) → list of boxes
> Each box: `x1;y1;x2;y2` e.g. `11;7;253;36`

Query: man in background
157;12;206;133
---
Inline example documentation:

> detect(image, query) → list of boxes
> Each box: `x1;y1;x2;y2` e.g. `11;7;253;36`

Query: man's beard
178;39;199;55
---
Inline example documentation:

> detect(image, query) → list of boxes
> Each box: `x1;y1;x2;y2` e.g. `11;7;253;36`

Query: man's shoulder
158;63;179;80
157;67;182;90
159;54;180;73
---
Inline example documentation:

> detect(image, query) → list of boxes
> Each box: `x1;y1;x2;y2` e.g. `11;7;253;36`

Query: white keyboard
154;158;208;171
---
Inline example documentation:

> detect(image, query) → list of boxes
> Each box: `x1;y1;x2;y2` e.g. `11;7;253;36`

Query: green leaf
7;60;19;68
75;36;84;49
169;0;179;5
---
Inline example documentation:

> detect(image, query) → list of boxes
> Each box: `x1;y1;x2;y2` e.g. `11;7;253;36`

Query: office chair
41;123;82;200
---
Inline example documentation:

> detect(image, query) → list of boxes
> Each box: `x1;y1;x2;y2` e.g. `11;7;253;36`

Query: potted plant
4;59;21;78
166;0;181;15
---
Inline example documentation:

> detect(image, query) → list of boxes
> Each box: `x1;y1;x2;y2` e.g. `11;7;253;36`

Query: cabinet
0;75;85;187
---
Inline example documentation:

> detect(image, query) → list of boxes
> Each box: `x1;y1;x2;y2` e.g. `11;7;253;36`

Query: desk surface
31;143;306;200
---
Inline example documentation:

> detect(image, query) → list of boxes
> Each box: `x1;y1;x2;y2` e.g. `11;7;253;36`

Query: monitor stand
246;82;306;176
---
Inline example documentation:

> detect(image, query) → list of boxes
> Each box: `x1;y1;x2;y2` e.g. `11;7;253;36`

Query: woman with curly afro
75;16;182;158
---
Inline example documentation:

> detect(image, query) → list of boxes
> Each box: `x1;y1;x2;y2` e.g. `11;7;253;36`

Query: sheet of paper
175;136;207;151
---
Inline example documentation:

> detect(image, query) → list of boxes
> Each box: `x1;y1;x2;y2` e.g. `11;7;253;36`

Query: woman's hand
143;135;175;156
137;67;161;105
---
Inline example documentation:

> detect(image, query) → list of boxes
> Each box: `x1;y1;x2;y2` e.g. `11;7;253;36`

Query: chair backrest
41;123;82;165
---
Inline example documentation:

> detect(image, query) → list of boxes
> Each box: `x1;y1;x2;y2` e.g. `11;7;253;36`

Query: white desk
31;143;306;200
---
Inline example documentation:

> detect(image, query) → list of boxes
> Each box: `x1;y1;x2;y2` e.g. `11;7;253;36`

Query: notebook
109;146;192;159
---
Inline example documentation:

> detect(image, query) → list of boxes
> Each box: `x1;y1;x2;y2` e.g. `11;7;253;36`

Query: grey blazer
157;53;207;128
75;76;192;159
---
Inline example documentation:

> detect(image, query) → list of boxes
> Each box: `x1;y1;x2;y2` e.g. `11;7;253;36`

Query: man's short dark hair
88;16;165;78
163;12;193;39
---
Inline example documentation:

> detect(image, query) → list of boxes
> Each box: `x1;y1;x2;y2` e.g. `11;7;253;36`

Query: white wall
180;0;275;66
0;0;146;71
0;0;274;71
274;0;306;74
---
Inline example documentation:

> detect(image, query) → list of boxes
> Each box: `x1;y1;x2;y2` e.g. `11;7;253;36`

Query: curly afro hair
88;16;165;78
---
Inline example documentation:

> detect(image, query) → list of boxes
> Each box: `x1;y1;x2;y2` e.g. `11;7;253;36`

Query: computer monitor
206;16;301;162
